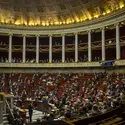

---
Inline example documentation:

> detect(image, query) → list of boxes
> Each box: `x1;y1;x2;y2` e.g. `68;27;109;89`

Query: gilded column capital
87;30;91;33
35;34;40;37
48;34;53;37
8;33;13;36
100;27;105;30
22;34;26;37
114;23;120;27
74;32;78;35
61;34;65;36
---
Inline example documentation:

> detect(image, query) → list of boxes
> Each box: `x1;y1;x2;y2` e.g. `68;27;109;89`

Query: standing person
28;102;33;122
42;96;49;114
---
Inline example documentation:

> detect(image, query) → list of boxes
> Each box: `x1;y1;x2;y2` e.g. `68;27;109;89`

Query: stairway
3;114;9;125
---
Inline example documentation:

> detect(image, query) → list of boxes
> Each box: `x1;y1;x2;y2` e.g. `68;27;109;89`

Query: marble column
49;35;52;63
62;34;65;62
22;35;26;63
36;35;40;63
116;23;120;60
101;28;105;61
8;34;12;63
75;33;78;62
88;31;92;62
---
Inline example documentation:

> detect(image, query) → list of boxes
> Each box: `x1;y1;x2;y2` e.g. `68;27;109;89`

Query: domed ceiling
0;0;124;27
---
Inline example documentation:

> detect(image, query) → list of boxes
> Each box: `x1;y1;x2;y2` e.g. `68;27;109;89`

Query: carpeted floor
25;109;44;122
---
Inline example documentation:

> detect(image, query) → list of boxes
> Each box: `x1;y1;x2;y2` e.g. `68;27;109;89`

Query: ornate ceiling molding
0;8;124;35
0;0;124;27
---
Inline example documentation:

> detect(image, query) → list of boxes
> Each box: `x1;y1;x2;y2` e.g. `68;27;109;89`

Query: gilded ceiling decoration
0;0;124;27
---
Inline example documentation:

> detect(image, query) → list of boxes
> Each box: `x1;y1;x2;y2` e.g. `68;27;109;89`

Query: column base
88;60;91;62
49;61;52;63
116;58;120;60
62;61;65;63
75;60;78;63
101;58;105;61
36;62;39;64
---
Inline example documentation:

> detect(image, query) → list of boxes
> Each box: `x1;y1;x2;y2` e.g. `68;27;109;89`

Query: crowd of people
0;57;9;63
0;55;101;63
0;72;125;123
0;42;6;45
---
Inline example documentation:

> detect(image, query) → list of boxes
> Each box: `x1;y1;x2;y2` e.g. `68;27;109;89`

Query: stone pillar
36;35;40;63
101;28;105;61
116;23;120;60
75;32;78;62
0;101;4;124
49;35;52;63
62;34;65;62
88;31;92;62
22;34;26;63
8;34;12;63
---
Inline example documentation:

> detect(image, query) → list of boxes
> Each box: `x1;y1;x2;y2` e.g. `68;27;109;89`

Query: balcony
0;60;125;68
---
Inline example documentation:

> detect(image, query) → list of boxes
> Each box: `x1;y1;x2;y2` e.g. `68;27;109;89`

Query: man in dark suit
28;102;33;122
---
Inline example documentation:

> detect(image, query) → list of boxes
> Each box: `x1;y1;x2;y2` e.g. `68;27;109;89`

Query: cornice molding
0;9;124;35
